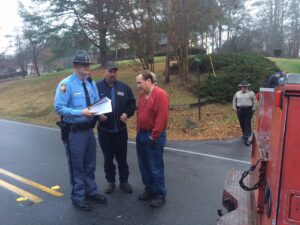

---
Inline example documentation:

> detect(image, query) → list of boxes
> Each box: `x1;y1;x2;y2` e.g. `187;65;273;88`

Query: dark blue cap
73;50;91;64
106;61;119;71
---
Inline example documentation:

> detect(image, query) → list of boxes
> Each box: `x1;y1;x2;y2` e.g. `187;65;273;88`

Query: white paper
90;97;112;115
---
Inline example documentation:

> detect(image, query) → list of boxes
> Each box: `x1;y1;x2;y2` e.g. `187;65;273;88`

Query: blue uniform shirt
54;73;99;124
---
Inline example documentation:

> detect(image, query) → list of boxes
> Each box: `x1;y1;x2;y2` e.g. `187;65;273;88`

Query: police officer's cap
73;50;92;64
106;61;119;71
238;80;250;87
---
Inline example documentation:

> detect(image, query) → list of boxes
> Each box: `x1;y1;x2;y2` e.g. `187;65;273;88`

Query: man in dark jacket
96;61;136;194
266;71;285;88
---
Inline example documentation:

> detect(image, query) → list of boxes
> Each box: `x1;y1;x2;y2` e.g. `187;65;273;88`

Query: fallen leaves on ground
127;104;251;141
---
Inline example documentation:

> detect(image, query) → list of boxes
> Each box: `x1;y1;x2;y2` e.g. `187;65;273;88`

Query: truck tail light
275;91;283;108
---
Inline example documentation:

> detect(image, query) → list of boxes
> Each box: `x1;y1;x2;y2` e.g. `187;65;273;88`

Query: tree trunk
227;9;232;42
147;0;155;72
218;24;222;52
165;39;171;83
99;29;108;66
32;46;41;76
211;27;216;53
150;57;154;72
138;54;148;70
177;42;189;82
292;0;300;57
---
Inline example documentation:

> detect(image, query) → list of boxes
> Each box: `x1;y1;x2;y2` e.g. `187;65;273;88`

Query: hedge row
192;53;280;102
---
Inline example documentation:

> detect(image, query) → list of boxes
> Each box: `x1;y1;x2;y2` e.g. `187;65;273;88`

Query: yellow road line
0;168;63;197
0;179;42;203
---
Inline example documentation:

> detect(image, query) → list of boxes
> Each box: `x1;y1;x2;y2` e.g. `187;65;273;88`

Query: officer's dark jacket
96;79;136;131
266;74;279;88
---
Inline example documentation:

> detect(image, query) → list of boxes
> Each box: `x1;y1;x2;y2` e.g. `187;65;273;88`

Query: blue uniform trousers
136;130;167;197
64;129;98;202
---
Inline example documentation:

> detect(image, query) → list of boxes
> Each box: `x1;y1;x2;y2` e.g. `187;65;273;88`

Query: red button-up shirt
137;86;170;139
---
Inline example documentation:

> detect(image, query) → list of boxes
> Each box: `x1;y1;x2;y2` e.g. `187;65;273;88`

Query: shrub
192;53;280;102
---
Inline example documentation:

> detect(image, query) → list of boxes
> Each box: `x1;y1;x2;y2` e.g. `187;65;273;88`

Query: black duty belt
69;123;93;132
237;106;252;109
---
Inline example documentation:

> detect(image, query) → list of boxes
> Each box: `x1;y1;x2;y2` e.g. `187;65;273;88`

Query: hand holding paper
89;97;112;115
82;108;96;117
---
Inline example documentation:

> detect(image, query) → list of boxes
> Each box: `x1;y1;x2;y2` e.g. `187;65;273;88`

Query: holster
56;121;70;142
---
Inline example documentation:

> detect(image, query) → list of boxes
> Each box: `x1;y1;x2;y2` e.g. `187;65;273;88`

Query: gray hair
137;70;158;85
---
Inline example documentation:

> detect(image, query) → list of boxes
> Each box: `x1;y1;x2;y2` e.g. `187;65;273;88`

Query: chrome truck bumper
217;170;257;225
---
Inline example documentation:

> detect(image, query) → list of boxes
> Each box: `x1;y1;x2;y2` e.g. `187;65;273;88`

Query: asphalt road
0;119;251;225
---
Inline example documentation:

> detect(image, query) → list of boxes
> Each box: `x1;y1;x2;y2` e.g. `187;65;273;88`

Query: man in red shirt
135;70;169;208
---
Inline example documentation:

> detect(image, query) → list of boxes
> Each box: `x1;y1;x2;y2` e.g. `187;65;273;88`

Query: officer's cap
238;80;250;87
73;50;92;65
106;61;119;71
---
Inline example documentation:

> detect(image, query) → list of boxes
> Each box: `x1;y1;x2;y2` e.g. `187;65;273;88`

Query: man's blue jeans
136;130;166;197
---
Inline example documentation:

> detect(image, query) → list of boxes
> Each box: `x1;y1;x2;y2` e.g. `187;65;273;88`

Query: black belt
68;123;93;132
237;106;252;109
139;129;152;133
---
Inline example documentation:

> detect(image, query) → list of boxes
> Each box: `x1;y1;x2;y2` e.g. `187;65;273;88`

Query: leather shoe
245;140;253;147
150;197;166;208
86;193;107;204
104;183;115;194
120;182;133;194
138;190;153;201
72;200;91;211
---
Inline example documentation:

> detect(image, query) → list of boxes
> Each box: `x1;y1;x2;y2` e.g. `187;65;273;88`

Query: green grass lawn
269;57;300;74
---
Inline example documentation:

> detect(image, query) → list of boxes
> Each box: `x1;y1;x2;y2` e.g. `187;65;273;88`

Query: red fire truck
218;74;300;225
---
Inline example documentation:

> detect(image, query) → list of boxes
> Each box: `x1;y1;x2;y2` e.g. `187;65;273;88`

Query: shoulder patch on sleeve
60;83;67;93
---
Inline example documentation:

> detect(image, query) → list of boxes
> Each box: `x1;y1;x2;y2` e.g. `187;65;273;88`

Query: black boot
86;193;107;204
120;182;133;194
104;183;116;194
72;200;92;211
138;190;153;201
149;197;166;208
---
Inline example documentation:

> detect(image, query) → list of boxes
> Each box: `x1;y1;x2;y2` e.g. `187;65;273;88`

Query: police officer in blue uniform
54;50;107;211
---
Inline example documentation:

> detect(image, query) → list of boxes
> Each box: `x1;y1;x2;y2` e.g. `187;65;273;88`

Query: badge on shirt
73;92;82;96
60;83;67;93
117;91;124;96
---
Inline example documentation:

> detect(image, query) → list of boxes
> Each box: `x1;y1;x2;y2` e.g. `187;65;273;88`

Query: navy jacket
96;79;136;132
266;74;280;88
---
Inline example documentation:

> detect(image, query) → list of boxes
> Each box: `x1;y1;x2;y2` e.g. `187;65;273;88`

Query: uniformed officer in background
96;61;136;194
266;71;285;88
54;50;107;211
232;80;257;146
